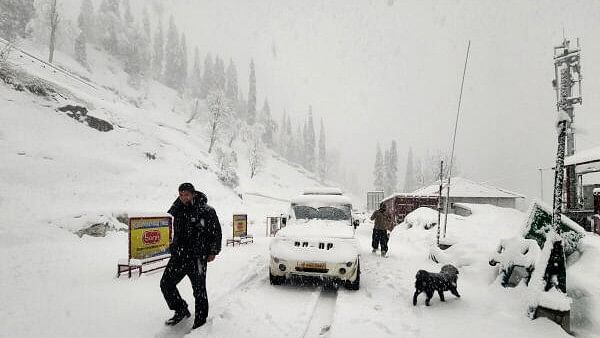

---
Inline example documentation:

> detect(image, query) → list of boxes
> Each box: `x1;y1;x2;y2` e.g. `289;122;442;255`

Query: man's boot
165;308;191;326
192;316;207;330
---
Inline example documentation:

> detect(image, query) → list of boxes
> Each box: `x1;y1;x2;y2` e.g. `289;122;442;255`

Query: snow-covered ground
2;201;599;337
1;41;600;338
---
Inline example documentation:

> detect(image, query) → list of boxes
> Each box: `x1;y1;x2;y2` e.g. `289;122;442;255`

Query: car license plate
300;262;326;269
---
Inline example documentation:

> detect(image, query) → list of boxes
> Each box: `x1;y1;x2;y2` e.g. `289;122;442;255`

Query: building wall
449;197;516;209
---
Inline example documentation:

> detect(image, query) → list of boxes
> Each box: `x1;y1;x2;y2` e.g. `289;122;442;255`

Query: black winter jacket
167;191;222;258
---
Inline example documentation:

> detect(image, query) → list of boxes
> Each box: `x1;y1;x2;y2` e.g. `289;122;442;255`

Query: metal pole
443;40;471;238
436;160;443;246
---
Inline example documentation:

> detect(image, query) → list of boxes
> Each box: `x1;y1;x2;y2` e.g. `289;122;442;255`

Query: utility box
266;215;287;236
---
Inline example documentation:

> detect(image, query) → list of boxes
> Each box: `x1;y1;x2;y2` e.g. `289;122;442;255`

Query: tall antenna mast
443;40;471;237
546;37;582;296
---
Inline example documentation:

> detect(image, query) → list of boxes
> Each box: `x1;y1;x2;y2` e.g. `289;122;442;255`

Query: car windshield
293;205;351;221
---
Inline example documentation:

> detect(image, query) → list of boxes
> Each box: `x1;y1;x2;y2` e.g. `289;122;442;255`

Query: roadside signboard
129;215;172;260
233;214;248;237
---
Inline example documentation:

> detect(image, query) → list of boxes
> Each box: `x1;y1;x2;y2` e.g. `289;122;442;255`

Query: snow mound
404;207;438;229
490;237;541;269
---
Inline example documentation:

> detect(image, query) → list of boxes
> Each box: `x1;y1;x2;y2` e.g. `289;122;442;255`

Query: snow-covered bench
117;254;171;278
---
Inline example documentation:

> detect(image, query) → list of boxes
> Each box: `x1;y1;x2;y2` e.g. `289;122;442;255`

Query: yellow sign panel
233;214;247;237
129;217;172;260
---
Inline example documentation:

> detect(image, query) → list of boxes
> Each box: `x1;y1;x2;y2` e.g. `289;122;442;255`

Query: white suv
269;188;360;290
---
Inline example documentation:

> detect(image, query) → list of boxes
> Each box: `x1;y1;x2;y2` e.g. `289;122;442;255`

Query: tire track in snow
300;288;338;338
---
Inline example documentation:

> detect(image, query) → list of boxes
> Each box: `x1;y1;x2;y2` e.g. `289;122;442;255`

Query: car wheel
270;270;284;285
345;262;360;290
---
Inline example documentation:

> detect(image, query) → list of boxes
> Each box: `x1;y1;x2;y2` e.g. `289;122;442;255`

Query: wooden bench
226;235;254;246
117;254;171;278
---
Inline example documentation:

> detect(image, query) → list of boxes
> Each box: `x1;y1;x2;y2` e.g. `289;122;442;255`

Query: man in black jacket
160;183;222;330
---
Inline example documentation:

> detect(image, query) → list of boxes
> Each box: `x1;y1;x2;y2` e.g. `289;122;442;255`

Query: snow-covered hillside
0;39;332;243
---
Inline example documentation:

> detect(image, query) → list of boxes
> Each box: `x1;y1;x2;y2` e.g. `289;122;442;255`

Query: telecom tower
546;38;582;299
552;38;582;210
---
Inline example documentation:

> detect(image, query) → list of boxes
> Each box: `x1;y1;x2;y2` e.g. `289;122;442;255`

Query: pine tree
295;124;303;165
122;0;133;25
78;0;95;42
214;56;226;91
225;59;238;104
178;32;188;93
414;157;424;188
200;54;214;99
47;0;60;63
384;148;391;194
373;144;385;191
247;59;257;125
305;106;316;171
236;90;247;122
0;0;36;42
260;98;275;146
278;109;288;156
124;23;144;88
163;16;179;89
75;1;91;68
152;19;163;80
285;114;292;160
189;46;202;98
302;119;308;167
318;118;327;182
98;0;121;55
386;140;398;194
404;147;416;192
74;30;87;67
142;7;151;42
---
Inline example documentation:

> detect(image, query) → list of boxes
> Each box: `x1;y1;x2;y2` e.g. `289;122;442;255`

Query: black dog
413;264;460;306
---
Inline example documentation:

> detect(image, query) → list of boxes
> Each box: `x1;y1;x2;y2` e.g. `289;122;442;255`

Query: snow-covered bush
215;147;239;189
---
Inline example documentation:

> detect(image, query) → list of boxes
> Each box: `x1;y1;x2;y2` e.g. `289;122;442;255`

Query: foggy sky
139;0;600;205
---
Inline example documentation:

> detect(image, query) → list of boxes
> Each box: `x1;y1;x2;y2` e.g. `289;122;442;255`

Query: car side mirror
353;219;360;228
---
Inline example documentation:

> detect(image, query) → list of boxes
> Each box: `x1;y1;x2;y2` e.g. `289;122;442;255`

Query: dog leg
438;290;445;302
425;291;433;306
413;290;420;306
450;288;460;298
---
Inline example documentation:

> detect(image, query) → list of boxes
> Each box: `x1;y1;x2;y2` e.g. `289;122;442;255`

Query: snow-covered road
1;209;594;338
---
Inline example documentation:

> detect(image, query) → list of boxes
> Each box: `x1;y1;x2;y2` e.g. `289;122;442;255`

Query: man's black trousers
372;229;389;252
160;255;208;319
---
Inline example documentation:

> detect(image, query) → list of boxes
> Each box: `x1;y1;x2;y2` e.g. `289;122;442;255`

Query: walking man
161;183;222;330
370;202;393;257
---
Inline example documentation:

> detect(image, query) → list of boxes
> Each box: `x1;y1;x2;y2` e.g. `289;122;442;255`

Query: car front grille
295;267;329;273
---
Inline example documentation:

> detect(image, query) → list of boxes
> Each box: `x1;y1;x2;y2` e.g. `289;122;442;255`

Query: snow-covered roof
302;187;343;195
291;194;352;206
408;177;525;199
565;146;600;166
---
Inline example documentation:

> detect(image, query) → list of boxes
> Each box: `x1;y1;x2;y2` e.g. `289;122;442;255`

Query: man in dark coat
160;183;222;330
370;202;393;257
